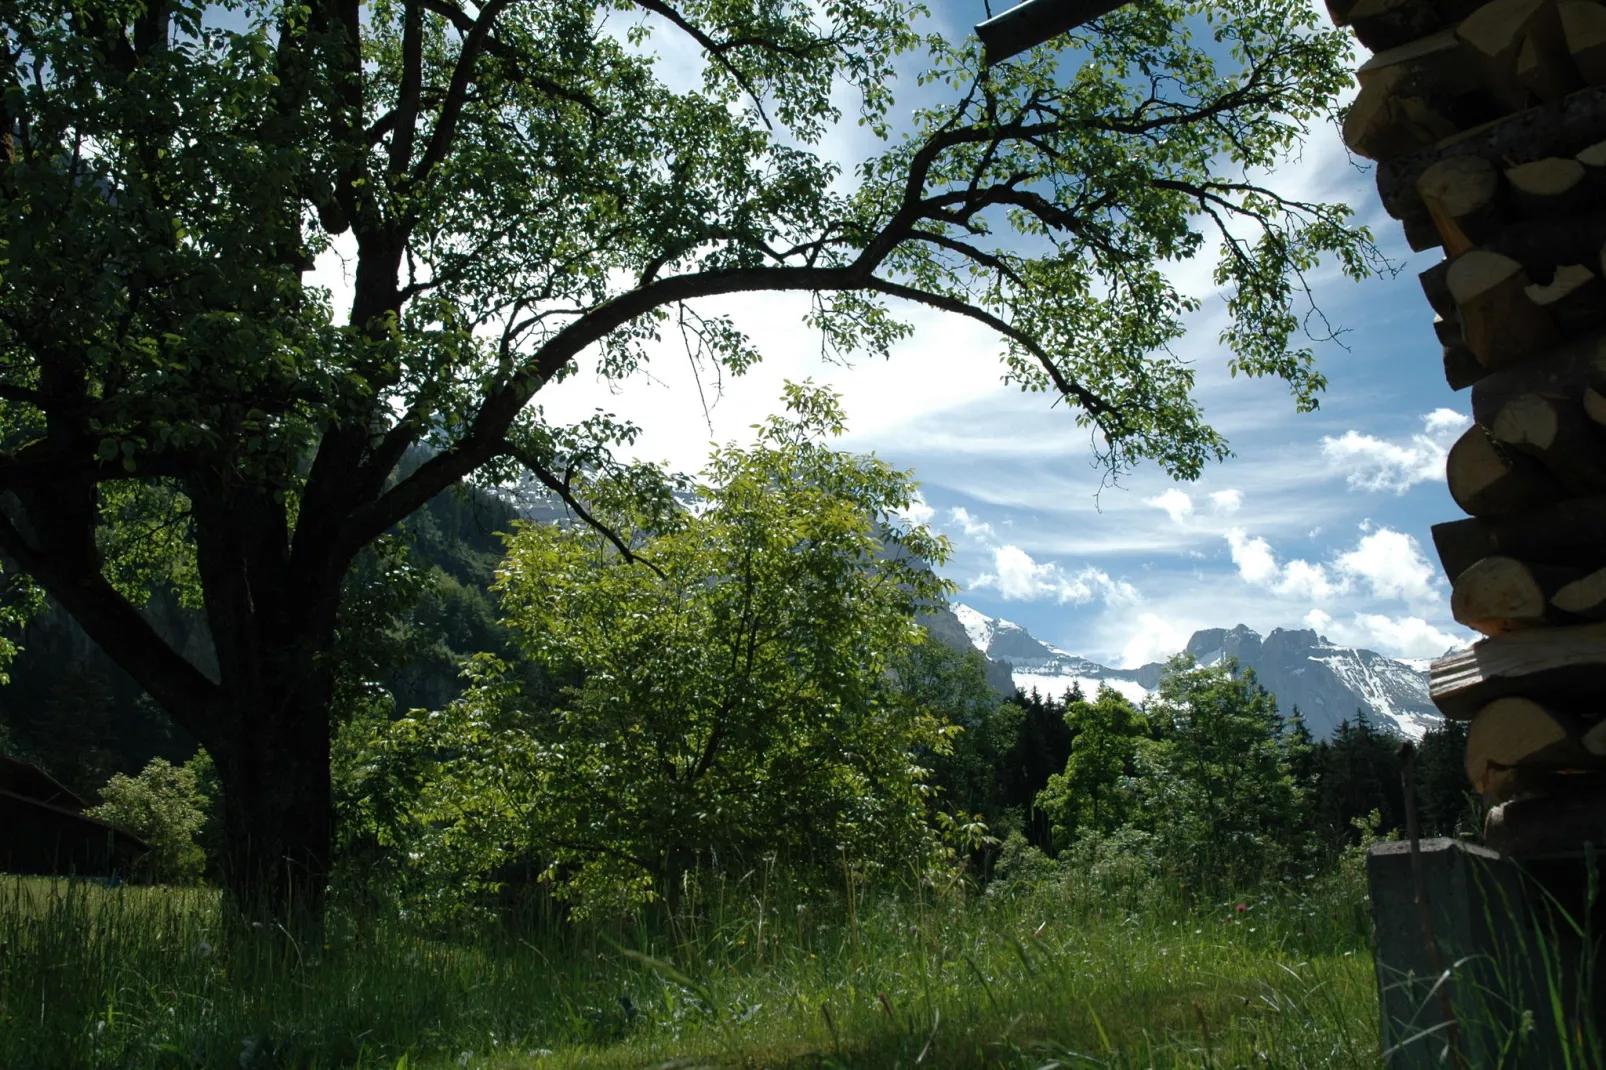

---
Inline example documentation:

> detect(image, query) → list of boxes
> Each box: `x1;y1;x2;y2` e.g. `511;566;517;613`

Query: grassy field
0;865;1382;1069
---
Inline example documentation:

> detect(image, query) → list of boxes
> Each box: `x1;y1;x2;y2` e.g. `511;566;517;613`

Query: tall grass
0;861;1381;1069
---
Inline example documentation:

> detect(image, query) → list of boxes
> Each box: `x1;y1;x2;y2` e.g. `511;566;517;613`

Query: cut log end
1447;423;1564;517
1451;554;1582;633
1465;696;1597;798
1447;250;1560;369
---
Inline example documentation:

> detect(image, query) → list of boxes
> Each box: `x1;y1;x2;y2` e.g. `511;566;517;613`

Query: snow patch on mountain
1012;671;1150;705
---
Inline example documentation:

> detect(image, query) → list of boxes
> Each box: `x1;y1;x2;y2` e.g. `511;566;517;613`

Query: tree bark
1561;0;1606;85
211;686;335;913
1347;0;1487;51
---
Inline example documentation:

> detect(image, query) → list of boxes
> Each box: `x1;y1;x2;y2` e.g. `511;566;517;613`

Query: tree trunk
211;678;336;915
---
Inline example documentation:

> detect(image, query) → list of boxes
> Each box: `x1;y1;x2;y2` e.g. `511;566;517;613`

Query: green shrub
87;754;213;885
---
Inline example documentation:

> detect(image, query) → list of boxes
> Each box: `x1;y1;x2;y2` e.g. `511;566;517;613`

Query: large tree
0;0;1378;904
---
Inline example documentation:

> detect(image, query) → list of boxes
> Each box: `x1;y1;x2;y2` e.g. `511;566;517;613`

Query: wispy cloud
948;506;995;540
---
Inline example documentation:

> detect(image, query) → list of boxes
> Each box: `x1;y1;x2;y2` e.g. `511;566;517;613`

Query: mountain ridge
949;604;1441;740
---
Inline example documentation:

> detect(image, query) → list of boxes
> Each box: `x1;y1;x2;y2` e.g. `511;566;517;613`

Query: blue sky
313;0;1478;666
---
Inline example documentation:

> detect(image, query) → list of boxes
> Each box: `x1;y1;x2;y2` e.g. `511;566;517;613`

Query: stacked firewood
1327;0;1606;855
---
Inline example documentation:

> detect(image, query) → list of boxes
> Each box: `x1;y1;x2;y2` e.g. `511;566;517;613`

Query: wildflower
194;941;213;958
1235;903;1246;913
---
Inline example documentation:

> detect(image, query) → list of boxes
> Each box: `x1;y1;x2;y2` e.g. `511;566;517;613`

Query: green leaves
87;753;215;885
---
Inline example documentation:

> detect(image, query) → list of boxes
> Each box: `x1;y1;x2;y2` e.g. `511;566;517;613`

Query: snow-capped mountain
950;604;1441;740
951;603;1150;704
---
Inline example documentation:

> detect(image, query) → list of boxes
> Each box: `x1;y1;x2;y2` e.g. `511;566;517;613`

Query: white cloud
1279;558;1345;600
1353;614;1467;658
1225;529;1344;600
1208;489;1243;514
1320;613;1468;659
971;545;1139;606
1321;409;1471;494
1147;488;1194;524
1225;529;1281;587
1117;612;1193;669
1303;604;1466;659
896;494;935;527
1226;530;1342;597
1423;408;1471;435
948;506;995;540
1333;528;1438;602
1227;525;1444;607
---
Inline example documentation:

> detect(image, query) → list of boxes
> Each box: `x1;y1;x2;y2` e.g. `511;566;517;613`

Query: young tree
1132;657;1303;888
355;386;953;915
0;0;1378;904
1313;710;1404;848
1036;683;1144;848
895;635;1016;829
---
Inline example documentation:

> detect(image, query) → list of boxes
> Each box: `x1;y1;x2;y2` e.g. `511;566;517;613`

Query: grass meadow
0;857;1384;1070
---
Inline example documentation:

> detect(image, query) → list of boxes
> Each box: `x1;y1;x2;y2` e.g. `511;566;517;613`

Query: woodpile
1328;0;1606;856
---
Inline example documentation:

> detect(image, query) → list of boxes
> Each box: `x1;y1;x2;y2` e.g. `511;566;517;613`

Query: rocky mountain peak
936;604;1441;740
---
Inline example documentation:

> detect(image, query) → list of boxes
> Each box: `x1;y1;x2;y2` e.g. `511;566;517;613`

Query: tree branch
630;0;774;129
388;0;424;175
0;508;223;724
863;276;1125;433
411;0;516;188
498;438;665;578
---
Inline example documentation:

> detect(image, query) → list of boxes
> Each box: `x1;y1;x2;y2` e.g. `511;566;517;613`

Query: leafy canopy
350;385;957;916
1036;683;1145;847
0;0;1378;608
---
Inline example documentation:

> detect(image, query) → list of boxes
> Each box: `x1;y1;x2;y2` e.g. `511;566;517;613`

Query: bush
87;754;213;885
